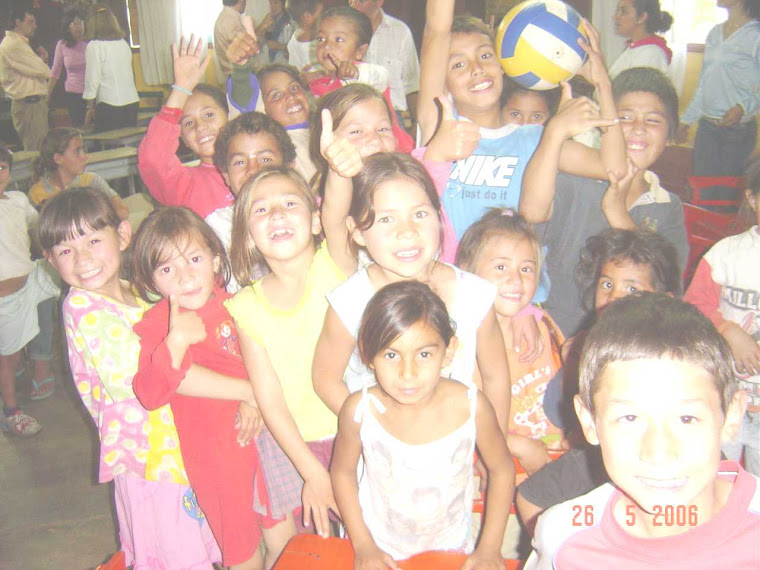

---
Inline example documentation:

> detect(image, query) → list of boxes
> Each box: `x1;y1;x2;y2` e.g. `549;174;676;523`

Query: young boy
0;147;60;436
521;67;689;337
525;293;758;568
286;0;324;80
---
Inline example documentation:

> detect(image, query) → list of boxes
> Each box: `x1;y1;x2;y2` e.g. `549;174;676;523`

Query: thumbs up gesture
320;108;363;178
227;15;260;66
424;95;481;162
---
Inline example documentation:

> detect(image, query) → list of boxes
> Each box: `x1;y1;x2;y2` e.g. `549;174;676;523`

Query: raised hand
327;53;359;80
227;16;260;66
424;96;481;162
320;108;363;178
576;19;610;90
547;81;619;140
602;157;639;229
172;35;210;92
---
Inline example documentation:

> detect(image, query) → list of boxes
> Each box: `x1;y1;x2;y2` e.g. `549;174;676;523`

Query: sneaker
1;409;42;437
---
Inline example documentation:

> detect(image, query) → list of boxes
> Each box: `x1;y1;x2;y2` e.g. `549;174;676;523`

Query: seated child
525;293;758;569
516;228;681;532
500;77;559;127
331;280;512;566
685;156;760;476
138;36;233;220
455;208;564;477
0;147;60;436
285;0;324;76
522;67;689;337
28;127;128;219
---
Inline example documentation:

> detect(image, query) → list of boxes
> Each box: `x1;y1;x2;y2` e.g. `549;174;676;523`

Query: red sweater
138;106;234;218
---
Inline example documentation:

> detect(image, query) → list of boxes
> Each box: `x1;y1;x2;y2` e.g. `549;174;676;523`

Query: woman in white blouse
608;0;673;80
83;4;139;132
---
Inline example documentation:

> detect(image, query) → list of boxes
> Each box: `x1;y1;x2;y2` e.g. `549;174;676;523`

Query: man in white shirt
348;0;419;120
215;0;247;82
0;7;50;150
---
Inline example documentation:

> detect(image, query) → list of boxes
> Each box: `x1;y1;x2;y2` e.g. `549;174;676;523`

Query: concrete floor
1;367;119;570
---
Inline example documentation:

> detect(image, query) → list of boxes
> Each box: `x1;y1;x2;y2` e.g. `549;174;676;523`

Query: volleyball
496;0;588;90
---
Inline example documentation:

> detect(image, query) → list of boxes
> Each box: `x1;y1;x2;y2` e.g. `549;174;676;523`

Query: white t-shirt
0;191;37;280
83;39;139;106
608;44;669;80
287;31;317;72
327;263;496;392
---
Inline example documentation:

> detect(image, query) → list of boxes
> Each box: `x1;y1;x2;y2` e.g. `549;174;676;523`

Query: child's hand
327;53;360;80
511;311;544;364
723;323;760;376
302;467;340;538
172;35;210;92
320;108;363;178
461;547;505;570
602;157;639;228
168;295;207;348
354;545;400;570
227;16;260;66
235;398;263;446
546;82;619;141
509;433;552;476
576;20;610;91
424;96;481;162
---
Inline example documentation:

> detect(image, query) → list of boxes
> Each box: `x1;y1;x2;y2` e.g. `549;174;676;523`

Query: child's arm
463;392;514;570
418;0;456;146
312;307;354;415
319;109;360;276
238;328;338;537
331;394;401;570
476;307;512;439
507;433;552;476
601;157;638;230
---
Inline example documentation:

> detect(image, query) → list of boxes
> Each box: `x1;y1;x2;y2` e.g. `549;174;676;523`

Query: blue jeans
693;117;757;177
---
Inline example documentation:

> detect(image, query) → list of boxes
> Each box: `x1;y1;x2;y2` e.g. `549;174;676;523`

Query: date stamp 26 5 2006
571;504;699;527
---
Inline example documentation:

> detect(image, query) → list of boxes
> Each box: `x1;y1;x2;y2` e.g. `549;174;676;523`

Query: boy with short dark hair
525;293;759;569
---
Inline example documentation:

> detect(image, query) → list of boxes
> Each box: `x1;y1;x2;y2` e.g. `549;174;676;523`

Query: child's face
617;91;669;171
316;16;368;72
575;358;744;523
351;176;440;281
46;222;131;297
55;136;88;178
501;92;550;126
0;161;9;196
371;320;456;407
246;175;320;263
333;98;397;157
261;71;311;128
152;236;221;311
446;32;503;117
223;132;286;196
473;234;538;318
595;259;656;311
180;93;228;162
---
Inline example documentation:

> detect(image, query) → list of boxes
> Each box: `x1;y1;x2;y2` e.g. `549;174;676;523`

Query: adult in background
677;0;760;176
83;4;139;132
49;8;88;126
0;5;50;150
348;0;420;123
215;0;247;82
608;0;673;79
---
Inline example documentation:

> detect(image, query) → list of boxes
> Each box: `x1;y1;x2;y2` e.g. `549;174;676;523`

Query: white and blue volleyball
496;0;588;90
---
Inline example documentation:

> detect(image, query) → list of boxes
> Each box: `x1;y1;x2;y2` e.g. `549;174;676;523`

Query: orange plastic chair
687;176;744;212
274;535;522;570
95;551;126;570
682;203;738;285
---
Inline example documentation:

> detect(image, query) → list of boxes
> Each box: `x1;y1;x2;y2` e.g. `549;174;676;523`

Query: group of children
1;0;758;568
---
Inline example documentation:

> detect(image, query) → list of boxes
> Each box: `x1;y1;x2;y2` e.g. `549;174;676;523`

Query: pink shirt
51;40;87;94
411;147;457;262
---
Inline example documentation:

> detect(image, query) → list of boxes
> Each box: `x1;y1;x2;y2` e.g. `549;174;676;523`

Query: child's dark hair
579;293;737;415
230;165;319;286
319;6;373;47
577;228;681;311
451;15;493;40
258;63;309;94
131;207;231;300
309;83;394;194
632;0;673;34
38;187;121;251
500;76;560;116
33;127;82;180
286;0;322;24
612;67;678;138
349;153;441;252
358;281;456;365
193;83;229;116
455;208;541;275
213;112;297;173
0;147;12;171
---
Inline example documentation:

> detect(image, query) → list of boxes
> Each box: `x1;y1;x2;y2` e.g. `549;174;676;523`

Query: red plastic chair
687;176;744;212
95;551;126;570
682;203;738;285
274;535;523;569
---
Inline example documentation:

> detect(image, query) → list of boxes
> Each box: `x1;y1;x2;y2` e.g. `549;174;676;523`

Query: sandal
1;409;42;437
30;376;55;400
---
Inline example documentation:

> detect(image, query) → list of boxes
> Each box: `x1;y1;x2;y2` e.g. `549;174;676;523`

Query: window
177;0;224;43
660;0;726;45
